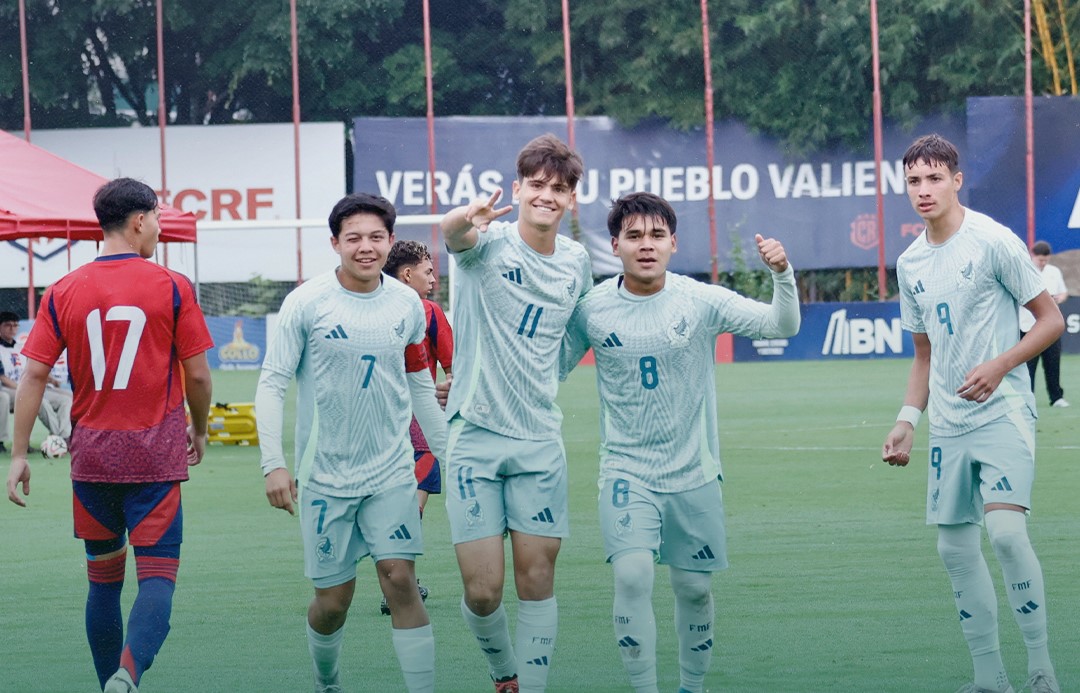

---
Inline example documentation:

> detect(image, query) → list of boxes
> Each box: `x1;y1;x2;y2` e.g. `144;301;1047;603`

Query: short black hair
0;311;20;324
606;192;678;238
327;193;396;238
384;240;432;280
902;134;960;174
93;178;159;233
1032;240;1052;256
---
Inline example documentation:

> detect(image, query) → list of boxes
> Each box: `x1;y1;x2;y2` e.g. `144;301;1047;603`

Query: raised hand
755;234;789;273
465;189;514;232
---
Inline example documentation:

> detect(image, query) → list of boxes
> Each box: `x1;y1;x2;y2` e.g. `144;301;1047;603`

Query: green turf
2;357;1078;692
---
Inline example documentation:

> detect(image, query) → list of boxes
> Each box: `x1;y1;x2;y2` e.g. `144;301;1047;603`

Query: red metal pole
422;0;439;284
1024;0;1035;248
156;0;169;266
19;0;34;317
561;0;576;151
27;239;35;318
18;0;31;142
700;0;718;285
290;0;303;284
870;0;887;299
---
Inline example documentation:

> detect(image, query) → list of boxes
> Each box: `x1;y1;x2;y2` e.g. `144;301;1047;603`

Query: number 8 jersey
20;254;214;483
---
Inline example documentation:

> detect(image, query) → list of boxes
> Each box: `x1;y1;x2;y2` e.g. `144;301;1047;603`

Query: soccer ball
40;434;68;459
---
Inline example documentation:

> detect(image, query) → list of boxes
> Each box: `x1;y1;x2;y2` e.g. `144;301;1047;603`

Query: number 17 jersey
21;254;214;483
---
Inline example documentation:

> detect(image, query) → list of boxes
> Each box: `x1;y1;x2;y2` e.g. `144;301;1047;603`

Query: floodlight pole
1024;0;1035;248
156;0;169;267
562;0;577;151
700;0;718;285
562;0;581;239
18;0;31;143
870;0;887;300
19;0;36;317
290;0;303;285
422;0;440;284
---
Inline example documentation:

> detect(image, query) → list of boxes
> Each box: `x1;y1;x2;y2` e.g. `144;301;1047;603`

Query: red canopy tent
0;129;196;242
1;128;197;315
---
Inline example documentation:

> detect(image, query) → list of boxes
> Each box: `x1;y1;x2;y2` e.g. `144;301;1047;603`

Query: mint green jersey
448;221;593;440
561;269;800;493
896;209;1044;437
261;270;428;496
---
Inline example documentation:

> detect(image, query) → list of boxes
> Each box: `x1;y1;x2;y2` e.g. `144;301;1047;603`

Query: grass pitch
2;357;1077;692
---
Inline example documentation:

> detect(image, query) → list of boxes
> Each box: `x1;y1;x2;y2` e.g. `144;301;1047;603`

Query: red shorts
72;481;182;548
414;451;442;494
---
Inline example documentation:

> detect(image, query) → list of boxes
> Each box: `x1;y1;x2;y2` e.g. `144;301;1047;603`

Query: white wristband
896;405;922;428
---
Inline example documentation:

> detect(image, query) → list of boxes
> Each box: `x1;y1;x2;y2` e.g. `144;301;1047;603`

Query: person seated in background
0;311;73;451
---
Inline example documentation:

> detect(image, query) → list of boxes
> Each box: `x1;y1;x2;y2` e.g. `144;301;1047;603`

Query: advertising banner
205;316;266;370
967;96;1080;253
354;115;964;275
733;301;912;362
1062;296;1080;354
6;123;346;286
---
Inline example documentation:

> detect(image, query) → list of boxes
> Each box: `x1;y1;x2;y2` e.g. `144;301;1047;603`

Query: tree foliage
0;0;1076;150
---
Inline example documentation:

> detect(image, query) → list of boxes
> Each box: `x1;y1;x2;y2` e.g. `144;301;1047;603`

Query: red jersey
21;254;214;483
409;299;453;453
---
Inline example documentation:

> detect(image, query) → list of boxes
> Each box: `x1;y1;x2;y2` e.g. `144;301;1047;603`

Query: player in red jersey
6;178;214;693
382;240;453;615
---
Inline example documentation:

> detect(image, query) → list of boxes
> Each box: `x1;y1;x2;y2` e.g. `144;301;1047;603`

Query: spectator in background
1019;241;1069;407
0;311;72;451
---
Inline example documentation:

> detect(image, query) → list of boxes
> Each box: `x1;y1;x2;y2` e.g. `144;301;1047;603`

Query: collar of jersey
94;253;142;262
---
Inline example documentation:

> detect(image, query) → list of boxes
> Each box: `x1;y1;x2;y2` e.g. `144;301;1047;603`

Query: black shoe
380;595;391;615
0;441;6;454
418;579;429;602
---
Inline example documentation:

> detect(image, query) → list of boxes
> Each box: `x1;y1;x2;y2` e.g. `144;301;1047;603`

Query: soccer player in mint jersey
882;135;1063;693
5;177;214;693
559;192;799;693
440;134;592;693
255;193;447;693
382;239;454;615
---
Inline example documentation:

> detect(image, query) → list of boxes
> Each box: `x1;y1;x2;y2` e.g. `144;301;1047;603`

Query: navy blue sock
120;554;179;683
86;579;124;688
85;549;126;688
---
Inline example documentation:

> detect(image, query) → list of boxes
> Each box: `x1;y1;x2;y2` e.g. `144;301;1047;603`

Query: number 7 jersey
21;254;214;482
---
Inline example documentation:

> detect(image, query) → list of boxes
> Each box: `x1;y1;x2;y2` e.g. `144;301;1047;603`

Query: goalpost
194;213;456;322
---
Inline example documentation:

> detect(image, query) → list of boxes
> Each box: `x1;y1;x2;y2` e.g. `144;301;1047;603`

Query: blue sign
733;301;913;361
967;96;1080;253
205;316;265;370
354;114;963;275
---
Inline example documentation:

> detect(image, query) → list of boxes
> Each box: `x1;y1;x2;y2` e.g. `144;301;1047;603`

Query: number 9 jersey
20;254;214;483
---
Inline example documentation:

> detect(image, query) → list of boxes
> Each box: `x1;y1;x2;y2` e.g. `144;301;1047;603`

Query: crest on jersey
465;500;484;527
316;536;335;562
666;315;691;347
955;260;976;291
391;318;407;343
566;277;578;299
615;512;634;536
